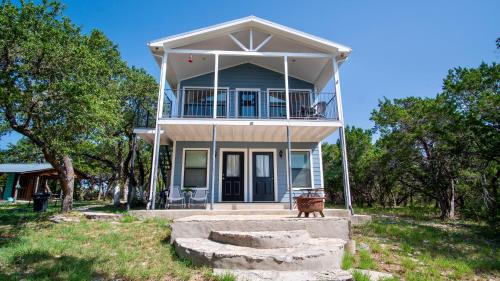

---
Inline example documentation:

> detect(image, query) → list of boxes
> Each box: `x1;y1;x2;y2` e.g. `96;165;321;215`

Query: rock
213;269;353;281
48;215;80;223
175;236;346;271
345;240;356;254
350;269;393;281
209;230;310;249
82;212;123;220
358;242;370;251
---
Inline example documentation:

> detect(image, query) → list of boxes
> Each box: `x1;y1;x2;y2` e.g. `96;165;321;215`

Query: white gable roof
149;16;351;55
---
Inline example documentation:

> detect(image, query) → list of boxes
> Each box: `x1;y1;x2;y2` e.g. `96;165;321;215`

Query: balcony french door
237;89;259;118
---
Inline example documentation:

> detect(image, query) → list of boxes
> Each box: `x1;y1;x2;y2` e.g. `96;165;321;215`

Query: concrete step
213;268;353;281
174;237;346;271
170;215;351;242
209;230;310;249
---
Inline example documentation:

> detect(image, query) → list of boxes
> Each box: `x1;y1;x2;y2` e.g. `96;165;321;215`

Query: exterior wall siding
178;63;314;118
172;141;321;203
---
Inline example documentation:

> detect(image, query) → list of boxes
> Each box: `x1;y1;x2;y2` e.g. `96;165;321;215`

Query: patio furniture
166;186;185;209
189;188;208;208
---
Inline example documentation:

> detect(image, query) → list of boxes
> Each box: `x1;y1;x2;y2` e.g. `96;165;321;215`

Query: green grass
352;206;500;281
0;201;220;281
352;270;371;281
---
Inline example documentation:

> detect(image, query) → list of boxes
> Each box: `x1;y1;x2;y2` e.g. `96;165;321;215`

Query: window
291;151;312;188
183;150;208;188
183;88;227;117
267;90;312;118
289;90;311;118
268;90;286;118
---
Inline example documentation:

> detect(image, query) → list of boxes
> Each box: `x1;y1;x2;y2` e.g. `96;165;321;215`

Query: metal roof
0;163;53;174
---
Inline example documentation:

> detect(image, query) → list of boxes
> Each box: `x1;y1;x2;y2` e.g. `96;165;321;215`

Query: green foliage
0;137;44;163
358;249;376;270
352;270;371;281
0;0;158;209
342;252;355;269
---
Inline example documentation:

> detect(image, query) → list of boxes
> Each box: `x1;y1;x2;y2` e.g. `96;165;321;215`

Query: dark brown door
253;152;274;201
222;152;244;201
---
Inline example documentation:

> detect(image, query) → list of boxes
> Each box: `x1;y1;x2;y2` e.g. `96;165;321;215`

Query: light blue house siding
178;63;315;118
172;141;322;203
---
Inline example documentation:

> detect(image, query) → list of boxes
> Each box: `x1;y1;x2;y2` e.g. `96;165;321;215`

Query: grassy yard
1;202;498;281
346;206;500;281
0;201;231;281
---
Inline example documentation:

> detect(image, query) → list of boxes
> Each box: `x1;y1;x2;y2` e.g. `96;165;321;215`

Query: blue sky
1;0;498;148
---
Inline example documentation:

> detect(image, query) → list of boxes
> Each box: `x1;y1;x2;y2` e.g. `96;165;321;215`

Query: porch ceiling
134;120;340;144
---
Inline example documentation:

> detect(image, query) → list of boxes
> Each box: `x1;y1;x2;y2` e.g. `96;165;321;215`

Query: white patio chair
166;186;185;209
189;188;208;208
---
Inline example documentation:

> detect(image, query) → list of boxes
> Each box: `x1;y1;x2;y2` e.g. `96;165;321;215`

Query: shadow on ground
0;249;107;281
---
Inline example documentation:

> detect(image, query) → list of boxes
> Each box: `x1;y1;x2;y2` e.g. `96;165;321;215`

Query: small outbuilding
0;163;67;201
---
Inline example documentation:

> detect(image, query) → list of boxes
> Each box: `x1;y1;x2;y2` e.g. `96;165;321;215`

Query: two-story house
134;16;353;212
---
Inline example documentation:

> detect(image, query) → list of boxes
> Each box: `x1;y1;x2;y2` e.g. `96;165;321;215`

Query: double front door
221;151;274;202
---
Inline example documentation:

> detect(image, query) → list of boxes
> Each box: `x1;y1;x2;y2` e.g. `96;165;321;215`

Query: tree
441;62;499;223
322;126;377;206
0;1;124;212
0;137;44;163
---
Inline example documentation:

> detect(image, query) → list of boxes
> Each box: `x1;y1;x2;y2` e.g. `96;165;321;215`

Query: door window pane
256;155;270;177
184;150;208;188
226;154;240;177
291;151;311;188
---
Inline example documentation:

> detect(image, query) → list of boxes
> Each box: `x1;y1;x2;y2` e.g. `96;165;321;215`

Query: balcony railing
135;89;338;127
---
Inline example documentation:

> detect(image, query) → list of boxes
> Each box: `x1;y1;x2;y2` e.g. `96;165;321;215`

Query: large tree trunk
59;155;75;212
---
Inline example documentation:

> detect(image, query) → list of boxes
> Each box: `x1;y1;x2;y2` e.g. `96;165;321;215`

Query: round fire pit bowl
295;196;326;218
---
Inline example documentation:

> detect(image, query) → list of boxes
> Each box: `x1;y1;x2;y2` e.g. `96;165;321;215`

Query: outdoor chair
312;101;327;119
166;186;185;209
189;188;208;208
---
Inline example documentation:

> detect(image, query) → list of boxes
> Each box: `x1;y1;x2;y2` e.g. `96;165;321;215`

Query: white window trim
249;148;278;202
181;86;230;118
218;148;248;202
266;88;313;119
235;88;261;119
286;148;315;190
181;147;210;190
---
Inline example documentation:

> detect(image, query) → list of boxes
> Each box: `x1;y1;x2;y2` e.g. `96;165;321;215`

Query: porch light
279;150;283;158
188;54;193;63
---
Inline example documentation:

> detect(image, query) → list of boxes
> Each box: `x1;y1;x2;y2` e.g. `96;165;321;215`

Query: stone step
209;230;310;249
174;237;346;271
171;215;351;242
213;269;353;281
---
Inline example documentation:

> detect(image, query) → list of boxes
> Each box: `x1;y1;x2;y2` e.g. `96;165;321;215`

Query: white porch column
213;54;219;118
210;125;217;210
286;126;293;210
332;57;353;214
148;52;168;210
284;56;290;119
